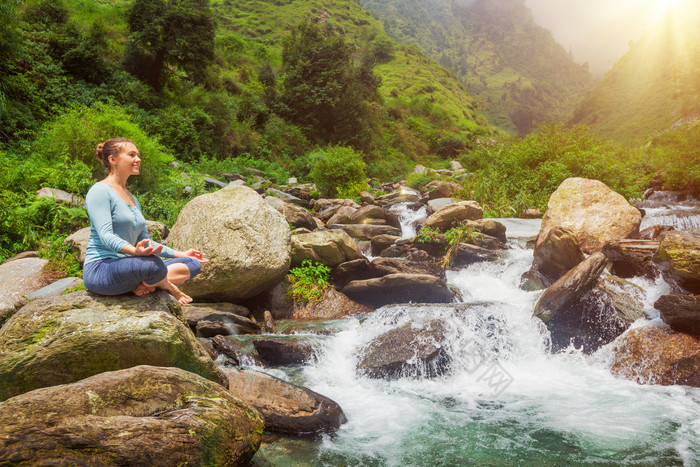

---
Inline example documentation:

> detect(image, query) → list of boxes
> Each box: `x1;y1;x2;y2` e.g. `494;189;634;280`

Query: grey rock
35;187;84;206
25;277;83;301
0;257;48;326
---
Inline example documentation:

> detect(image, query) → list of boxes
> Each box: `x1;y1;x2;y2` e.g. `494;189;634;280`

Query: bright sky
523;0;691;76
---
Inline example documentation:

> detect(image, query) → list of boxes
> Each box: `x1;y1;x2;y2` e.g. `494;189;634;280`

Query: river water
252;201;700;466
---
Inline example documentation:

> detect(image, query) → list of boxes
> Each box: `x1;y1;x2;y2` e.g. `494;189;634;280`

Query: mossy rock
0;365;263;465
655;231;700;291
0;290;227;401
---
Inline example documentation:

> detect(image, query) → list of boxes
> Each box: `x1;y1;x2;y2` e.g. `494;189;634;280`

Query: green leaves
287;260;331;306
308;145;367;199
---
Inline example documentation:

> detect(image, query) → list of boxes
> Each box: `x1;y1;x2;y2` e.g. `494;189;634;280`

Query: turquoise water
250;218;700;466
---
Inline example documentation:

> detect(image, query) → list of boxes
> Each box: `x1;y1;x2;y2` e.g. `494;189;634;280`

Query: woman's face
111;142;141;176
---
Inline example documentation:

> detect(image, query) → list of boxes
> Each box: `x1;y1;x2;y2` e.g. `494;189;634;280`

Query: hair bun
95;142;105;158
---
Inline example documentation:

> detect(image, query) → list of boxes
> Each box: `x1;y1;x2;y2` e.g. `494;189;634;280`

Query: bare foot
167;282;193;305
133;282;156;296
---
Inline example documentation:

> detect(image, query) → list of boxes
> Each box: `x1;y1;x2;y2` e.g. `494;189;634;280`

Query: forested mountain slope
571;10;700;146
361;0;593;134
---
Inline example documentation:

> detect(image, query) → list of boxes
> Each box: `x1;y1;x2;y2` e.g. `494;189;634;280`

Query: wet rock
343;273;454;308
167;185;291;302
291;229;364;268
610;325;700;387
252;338;316;366
264;310;275;333
463;219;508;243
519;268;549;291
423;201;483;232
330;259;375;287
654;231;700;292
532;226;585;283
380;244;411;258
655;294;700;336
537;177;641;254
450;243;500;268
183;302;259;335
373;257;445;279
356;320;449;378
602;239;659;278
0;290;227;401
469;233;507;250
371;234;400;256
211;335;261;365
224;368;347;434
292;288;372;319
0;366;263;466
332;224;402;241
0;257;48;328
639;224;674;241
533;253;645;353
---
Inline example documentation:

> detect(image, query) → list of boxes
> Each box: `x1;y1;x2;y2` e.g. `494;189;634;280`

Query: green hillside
571;10;700;146
360;0;593;134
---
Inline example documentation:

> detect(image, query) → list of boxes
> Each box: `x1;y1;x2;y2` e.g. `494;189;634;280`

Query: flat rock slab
0;365;263;466
0;290;227;401
655;294;700;336
224;368;346;434
611;325;700;387
24;277;83;301
343;273;454;308
0;257;48;326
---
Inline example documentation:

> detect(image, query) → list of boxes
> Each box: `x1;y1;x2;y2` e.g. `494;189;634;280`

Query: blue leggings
83;256;201;296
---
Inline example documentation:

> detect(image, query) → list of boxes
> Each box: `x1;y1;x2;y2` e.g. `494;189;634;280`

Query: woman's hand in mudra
135;239;164;256
181;249;210;263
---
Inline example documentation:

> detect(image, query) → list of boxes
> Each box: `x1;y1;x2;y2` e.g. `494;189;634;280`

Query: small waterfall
253;229;700;465
639;191;700;231
390;202;428;238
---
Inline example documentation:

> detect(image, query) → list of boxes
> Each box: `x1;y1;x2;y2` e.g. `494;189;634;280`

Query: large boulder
65;221;169;265
422;180;462;200
342;273;454;308
291;229;363;268
356;320;449;378
463;219;507;243
348;205;401;229
0;366;263;466
610;326;700;387
655;294;700;336
531;226;585;283
537;178;642;254
654;231;700;292
422;201;483;232
602;238;659;278
224;368;346;434
533;253;645;353
427;197;455;215
0;257;48;327
281;203;317;231
0;290;227;401
167;185;291;302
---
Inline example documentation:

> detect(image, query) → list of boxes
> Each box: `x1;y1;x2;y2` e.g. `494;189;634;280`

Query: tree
0;0;22;115
124;0;215;91
279;20;380;147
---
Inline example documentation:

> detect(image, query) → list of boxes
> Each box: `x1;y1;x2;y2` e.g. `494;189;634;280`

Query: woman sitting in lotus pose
82;138;208;305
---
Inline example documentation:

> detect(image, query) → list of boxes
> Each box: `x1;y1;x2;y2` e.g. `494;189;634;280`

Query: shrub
287;260;331;305
31;101;174;193
309;146;367;198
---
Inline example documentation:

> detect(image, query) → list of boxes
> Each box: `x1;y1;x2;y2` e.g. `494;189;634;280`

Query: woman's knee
184;257;202;278
142;256;168;284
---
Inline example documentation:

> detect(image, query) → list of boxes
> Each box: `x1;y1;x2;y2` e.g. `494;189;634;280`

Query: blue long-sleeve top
84;181;175;264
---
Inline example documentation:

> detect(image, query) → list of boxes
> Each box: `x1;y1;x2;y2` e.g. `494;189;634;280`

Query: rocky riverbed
1;169;699;465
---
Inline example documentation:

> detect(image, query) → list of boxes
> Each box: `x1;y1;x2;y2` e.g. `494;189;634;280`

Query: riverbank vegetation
1;0;699;269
